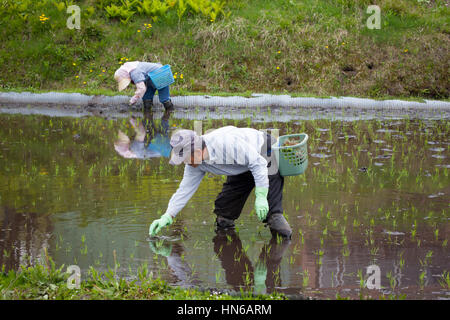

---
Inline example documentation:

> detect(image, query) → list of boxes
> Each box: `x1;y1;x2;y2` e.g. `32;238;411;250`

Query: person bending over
149;126;292;239
114;61;174;113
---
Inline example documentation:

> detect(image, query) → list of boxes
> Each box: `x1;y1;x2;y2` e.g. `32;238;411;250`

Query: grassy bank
0;254;286;300
0;0;448;100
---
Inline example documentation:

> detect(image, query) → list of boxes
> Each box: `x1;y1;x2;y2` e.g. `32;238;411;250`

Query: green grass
0;257;286;300
0;0;448;100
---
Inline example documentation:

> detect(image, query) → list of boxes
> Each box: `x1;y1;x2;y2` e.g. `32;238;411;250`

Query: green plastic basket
272;133;309;176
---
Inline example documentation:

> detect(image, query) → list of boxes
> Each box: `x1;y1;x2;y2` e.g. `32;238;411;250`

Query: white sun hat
114;61;139;91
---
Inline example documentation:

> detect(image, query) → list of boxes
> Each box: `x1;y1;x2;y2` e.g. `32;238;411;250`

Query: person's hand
254;261;267;295
129;95;139;105
254;187;269;221
149;213;173;236
149;241;172;257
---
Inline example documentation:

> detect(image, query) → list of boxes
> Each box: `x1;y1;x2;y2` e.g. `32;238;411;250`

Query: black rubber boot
162;99;174;112
265;213;292;239
143;99;153;114
215;215;235;230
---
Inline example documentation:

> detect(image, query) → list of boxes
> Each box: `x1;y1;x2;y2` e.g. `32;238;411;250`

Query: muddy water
0;111;449;299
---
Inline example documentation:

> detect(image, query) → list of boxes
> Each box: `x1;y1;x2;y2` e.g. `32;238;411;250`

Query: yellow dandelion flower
73;63;76;66
277;50;281;54
137;29;141;33
102;69;106;72
276;66;280;70
180;74;184;79
83;81;86;84
75;75;79;79
404;49;408;53
325;45;328;49
89;69;93;72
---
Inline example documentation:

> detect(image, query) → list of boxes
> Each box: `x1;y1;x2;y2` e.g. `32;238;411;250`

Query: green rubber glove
254;187;269;221
254;261;267;295
149;213;173;236
149;241;173;257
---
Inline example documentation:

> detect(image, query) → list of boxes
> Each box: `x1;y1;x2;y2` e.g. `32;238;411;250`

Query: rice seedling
357;269;365;290
437;271;450;290
386;271;397;291
370;247;379;256
418;270;427;290
302;269;310;288
342;247;350;257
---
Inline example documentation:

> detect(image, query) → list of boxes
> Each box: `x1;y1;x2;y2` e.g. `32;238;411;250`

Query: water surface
0;111;448;299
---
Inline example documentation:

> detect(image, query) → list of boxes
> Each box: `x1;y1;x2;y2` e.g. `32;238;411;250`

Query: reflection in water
0;206;52;271
114;109;172;159
0;113;448;299
212;229;290;294
149;240;201;288
149;230;291;294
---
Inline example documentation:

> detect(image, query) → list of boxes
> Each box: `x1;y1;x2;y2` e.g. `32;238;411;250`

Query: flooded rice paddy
0;108;449;299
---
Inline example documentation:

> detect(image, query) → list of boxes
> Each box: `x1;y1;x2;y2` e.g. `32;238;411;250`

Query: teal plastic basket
272;133;309;176
148;65;174;90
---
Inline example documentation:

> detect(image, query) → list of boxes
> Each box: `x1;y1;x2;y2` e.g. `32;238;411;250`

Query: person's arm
149;165;205;236
129;81;147;105
165;165;206;218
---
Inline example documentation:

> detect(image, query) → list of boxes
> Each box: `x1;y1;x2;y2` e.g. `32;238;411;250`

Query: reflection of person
149;126;292;239
149;240;200;287
213;229;290;294
114;111;172;160
114;61;174;113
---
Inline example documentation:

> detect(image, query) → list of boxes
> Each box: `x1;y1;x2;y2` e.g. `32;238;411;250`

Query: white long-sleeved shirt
165;126;269;218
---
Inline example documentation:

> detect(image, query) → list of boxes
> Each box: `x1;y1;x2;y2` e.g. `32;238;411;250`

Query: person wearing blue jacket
114;61;174;114
114;111;172;160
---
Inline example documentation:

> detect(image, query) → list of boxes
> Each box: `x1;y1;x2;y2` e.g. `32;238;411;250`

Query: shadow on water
0;106;449;299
